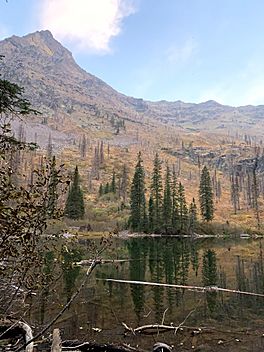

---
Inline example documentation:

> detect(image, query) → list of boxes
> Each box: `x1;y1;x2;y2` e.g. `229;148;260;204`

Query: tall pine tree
148;195;154;233
199;166;214;222
171;168;179;230
151;153;163;232
178;182;188;231
189;198;198;234
129;152;147;232
64;166;85;219
110;170;116;193
163;164;172;232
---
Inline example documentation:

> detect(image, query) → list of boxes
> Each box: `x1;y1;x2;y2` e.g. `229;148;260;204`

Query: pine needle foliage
64;166;85;219
151;153;163;232
129;152;146;232
199;166;214;222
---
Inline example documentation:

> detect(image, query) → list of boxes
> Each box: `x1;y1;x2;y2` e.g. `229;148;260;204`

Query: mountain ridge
1;30;264;138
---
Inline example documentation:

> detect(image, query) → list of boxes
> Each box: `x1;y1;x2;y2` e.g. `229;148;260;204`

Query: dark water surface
30;237;264;351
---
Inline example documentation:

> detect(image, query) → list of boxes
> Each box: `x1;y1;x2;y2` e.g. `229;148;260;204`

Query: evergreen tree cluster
128;152;212;234
64;166;85;219
98;170;117;196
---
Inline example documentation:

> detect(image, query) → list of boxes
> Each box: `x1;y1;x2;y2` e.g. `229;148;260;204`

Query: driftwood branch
0;320;33;352
122;322;184;335
103;279;264;297
17;321;34;352
15;259;101;352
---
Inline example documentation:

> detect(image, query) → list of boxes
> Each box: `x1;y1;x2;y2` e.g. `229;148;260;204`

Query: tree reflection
202;249;218;312
127;239;147;321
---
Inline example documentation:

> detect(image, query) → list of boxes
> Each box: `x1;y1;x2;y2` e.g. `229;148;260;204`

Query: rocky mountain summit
0;31;140;122
1;30;264;138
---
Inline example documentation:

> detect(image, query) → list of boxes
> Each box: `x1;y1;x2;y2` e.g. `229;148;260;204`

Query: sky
1;0;264;106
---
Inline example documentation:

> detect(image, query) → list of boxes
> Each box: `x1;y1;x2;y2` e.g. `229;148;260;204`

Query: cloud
167;38;198;65
38;0;136;53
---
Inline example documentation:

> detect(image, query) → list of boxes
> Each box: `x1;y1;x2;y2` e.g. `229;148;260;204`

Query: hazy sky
1;0;264;106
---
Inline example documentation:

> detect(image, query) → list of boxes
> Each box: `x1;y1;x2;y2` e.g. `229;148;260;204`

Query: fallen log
102;279;264;297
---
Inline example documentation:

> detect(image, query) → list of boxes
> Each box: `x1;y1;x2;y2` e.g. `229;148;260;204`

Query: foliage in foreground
0;73;65;316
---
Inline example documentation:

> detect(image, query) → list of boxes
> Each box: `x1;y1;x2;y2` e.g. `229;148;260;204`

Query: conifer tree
178;182;188;231
129;152;146;232
98;183;103;197
252;157;260;228
142;198;148;233
64;166;85;219
151;153;163;232
163;164;172;231
189;198;198;233
110;170;116;193
171;168;178;230
199;166;214;222
104;182;110;194
148;195;154;233
100;140;104;164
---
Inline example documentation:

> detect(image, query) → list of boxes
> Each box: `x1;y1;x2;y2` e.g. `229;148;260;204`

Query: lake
29;236;264;352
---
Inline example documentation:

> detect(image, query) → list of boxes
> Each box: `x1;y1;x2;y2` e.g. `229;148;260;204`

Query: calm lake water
29;236;264;352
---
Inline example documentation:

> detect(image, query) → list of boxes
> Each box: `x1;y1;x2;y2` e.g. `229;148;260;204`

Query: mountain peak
3;30;73;63
24;30;56;44
201;100;220;106
36;29;54;39
24;30;73;60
